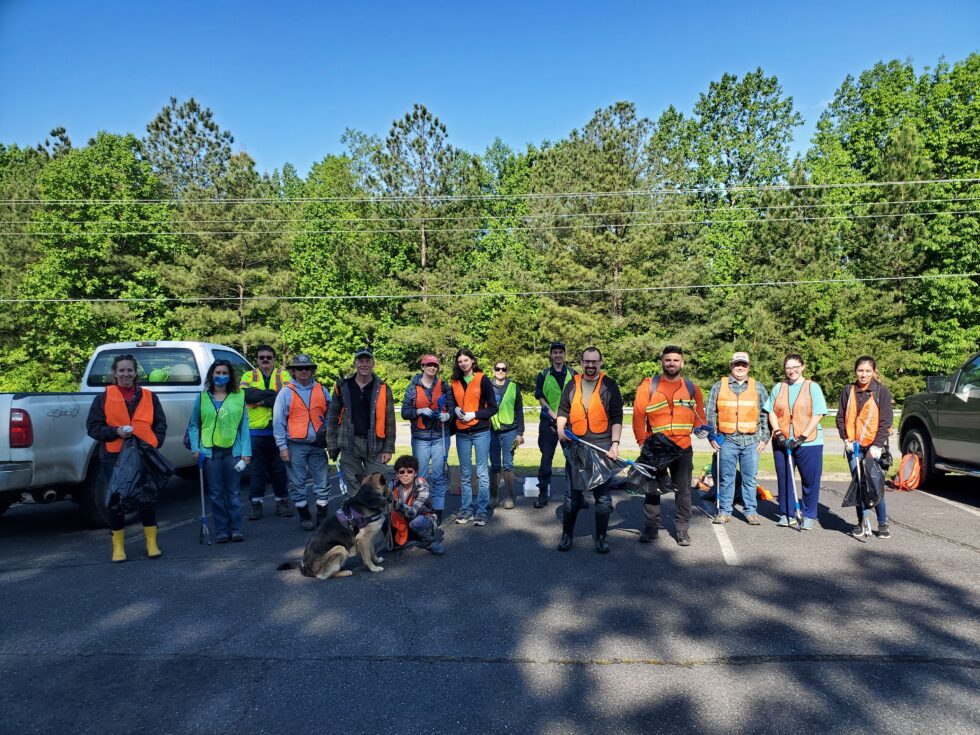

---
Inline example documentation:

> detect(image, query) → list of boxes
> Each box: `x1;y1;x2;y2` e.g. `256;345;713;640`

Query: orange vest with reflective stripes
773;381;817;442
286;383;328;440
717;378;759;435
633;376;698;448
415;380;443;430
844;385;880;447
104;385;158;453
568;373;609;437
452;373;484;430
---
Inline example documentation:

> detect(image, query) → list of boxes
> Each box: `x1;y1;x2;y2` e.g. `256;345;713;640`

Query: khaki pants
339;435;389;491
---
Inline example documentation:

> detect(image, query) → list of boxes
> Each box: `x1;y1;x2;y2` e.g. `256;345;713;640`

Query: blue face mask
213;375;230;387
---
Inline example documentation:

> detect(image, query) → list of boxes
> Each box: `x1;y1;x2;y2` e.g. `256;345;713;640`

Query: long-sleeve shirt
272;379;330;448
86;386;167;462
835;380;894;448
401;374;455;440
186;391;252;458
706;376;772;447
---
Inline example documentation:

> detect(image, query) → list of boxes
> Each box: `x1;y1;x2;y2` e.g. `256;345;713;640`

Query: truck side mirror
926;376;950;394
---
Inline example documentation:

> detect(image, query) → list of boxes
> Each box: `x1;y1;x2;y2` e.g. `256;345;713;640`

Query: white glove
439;412;450;423
417;407;433;417
845;443;854;455
454;407;465;420
463;411;476;422
869;446;882;460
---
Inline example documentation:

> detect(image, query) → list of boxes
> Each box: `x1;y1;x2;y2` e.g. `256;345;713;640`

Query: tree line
1;55;978;402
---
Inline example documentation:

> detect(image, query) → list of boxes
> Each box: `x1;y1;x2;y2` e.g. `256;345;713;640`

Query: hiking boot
801;517;814;530
297;505;314;531
676;530;691;546
775;515;790;527
276;500;294;517
248;502;263;521
712;514;731;524
455;509;474;524
745;514;761;526
639;527;659;543
533;491;548;509
501;470;516;509
851;525;866;539
473;511;488;527
488;471;500;510
876;524;891;539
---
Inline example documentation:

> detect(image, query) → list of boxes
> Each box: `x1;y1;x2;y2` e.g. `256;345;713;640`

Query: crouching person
391;455;444;555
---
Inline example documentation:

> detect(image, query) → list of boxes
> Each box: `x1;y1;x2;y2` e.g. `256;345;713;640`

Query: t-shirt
763;381;828;446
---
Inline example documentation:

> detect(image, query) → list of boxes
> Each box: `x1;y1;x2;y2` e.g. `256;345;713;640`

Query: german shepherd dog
278;473;391;579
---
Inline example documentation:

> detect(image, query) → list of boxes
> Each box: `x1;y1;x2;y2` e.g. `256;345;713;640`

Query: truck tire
78;462;111;528
901;427;941;488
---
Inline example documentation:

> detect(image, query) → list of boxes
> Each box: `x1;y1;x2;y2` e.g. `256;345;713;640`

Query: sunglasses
257;356;274;361
494;366;507;372
422;363;439;368
293;367;313;372
396;468;416;474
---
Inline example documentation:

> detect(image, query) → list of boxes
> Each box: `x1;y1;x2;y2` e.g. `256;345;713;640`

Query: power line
3;208;975;237
3;272;976;304
3;177;980;206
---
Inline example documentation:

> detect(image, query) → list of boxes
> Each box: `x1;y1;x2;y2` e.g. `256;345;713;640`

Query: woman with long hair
451;349;498;527
188;359;251;543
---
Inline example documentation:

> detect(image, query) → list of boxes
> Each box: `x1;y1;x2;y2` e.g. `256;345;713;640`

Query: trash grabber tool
786;444;804;531
855;441;872;538
563;429;653;478
437;393;450;477
197;452;211;546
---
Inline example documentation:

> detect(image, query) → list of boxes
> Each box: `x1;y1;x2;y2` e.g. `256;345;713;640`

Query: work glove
462;411;476;423
772;431;786;448
454;407;465;420
845;443;855;455
693;426;709;439
788;436;806;451
328;449;340;462
417;407;433;418
869;446;883;460
438;411;450;423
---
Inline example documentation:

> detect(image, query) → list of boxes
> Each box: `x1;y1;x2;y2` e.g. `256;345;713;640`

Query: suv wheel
901;427;941;488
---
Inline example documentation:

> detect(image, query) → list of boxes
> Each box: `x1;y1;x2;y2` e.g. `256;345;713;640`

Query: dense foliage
2;55;978;401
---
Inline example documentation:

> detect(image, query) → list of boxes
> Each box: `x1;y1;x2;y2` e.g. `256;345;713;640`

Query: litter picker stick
786;444;804;531
855;441;872;537
197;453;211;546
563;429;653;478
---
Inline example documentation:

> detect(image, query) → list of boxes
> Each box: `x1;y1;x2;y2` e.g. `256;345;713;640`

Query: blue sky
1;0;977;176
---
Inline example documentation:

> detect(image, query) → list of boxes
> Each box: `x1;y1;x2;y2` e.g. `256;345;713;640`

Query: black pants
643;450;693;533
247;434;288;502
537;419;559;492
102;460;156;531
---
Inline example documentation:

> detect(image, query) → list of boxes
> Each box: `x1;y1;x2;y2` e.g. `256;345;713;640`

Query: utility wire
3;177;980;206
3;272;976;304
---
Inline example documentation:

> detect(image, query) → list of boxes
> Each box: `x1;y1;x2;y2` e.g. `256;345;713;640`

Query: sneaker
676;530;691;547
502;498;515;510
851;525;866;539
473;512;488;527
231;532;244;542
429;540;445;555
455;509;474;524
787;517;799;528
712;514;731;524
876;524;891;539
745;514;762;526
775;515;790;527
215;535;230;544
639;528;659;543
297;505;314;531
801;517;814;531
248;502;263;521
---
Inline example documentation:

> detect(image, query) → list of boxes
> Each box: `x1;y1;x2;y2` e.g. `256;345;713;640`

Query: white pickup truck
0;341;252;526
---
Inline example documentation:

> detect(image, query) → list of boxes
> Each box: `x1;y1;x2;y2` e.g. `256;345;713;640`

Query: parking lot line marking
918;490;980;519
712;524;739;565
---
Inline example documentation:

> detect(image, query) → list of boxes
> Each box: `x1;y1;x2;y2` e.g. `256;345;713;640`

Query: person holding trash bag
556;347;624;554
836;356;894;539
533;341;576;508
86;353;167;562
764;353;828;530
631;346;706;547
489;360;525;510
241;345;291;519
187;359;251;544
451;349;498;527
401;354;453;524
706;351;771;526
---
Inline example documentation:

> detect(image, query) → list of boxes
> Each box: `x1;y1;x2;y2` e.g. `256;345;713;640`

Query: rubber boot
533;489;548;508
144;526;162;558
639;496;659;543
557;508;578;551
111;529;126;563
489;471;500;510
435;509;444;526
502;470;515;509
594;512;611;554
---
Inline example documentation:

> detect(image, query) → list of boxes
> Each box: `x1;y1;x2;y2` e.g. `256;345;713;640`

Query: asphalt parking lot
0;471;977;735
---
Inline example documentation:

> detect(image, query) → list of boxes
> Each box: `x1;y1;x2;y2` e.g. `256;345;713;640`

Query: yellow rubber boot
145;526;162;558
111;530;126;563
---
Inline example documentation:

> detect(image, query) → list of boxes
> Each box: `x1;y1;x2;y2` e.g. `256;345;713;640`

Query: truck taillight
10;409;33;448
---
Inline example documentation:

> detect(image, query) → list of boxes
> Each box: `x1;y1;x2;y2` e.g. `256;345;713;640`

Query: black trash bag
138;441;176;503
105;437;144;513
564;442;627;493
628;433;687;496
841;454;886;509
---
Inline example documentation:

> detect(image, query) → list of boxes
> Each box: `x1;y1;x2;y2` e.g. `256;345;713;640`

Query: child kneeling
392;455;444;555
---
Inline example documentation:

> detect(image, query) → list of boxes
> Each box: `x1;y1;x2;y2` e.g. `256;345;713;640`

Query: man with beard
555;347;624;554
632;346;706;546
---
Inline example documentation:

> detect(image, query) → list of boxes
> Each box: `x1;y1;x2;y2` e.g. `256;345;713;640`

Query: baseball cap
287;354;317;370
549;341;566;351
731;352;750;365
420;354;440;367
353;347;373;359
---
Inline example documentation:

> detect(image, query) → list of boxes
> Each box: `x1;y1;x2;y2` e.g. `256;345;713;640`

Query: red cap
421;354;440;367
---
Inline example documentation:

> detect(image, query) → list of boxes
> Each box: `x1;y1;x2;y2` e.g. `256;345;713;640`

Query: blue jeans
206;447;242;538
285;441;329;507
849;448;888;525
489;428;517;472
456;429;490;514
718;440;760;516
412;435;448;511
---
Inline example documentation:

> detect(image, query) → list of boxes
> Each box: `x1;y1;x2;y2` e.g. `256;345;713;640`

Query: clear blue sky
1;0;977;176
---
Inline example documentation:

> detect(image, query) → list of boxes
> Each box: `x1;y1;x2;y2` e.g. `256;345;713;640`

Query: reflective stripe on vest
414;380;443;430
490;380;517;431
104;385;158;453
643;377;696;437
717;378;759;435
241;369;289;430
452;373;485;430
773;381;817;442
568;373;608;437
286;383;328;440
200;390;245;449
541;369;573;413
844;384;879;447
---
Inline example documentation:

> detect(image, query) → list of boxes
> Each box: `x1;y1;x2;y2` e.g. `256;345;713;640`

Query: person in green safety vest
187;359;252;544
532;341;576;508
489;360;525;510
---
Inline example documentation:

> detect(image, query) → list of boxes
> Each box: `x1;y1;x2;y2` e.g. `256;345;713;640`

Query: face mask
213;375;230;387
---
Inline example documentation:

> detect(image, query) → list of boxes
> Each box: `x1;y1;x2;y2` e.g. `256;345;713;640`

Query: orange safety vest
717;378;759;435
844;384;880;447
452;372;485;430
104;385;158;453
633;376;699;447
415;380;443;430
773;380;817;442
286;383;328;440
568;373;609;437
335;380;389;439
390;484;416;546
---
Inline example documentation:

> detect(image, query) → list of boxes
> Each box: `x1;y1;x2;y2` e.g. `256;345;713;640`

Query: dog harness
335;502;385;532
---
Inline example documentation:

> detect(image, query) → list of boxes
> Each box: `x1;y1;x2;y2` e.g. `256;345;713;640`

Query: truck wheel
79;463;111;528
901;427;940;488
